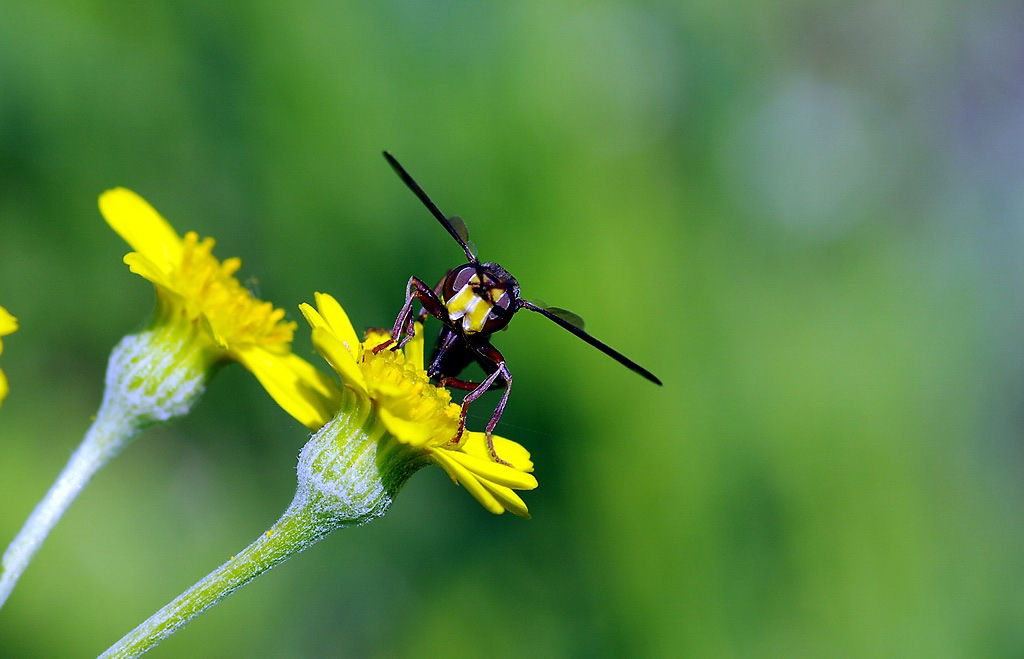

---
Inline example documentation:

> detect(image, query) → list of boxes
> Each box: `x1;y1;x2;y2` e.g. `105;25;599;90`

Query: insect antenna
520;300;663;385
383;151;477;262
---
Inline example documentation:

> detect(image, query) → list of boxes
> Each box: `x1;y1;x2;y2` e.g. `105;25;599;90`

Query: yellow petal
237;347;342;429
311;327;367;394
461;432;534;472
479;480;531;519
313;292;361;359
99;188;183;270
281;351;344;402
0;368;7;404
299;302;330;333
442;449;538;490
0;306;17;336
431;450;505;514
123;252;175;290
378;406;437;446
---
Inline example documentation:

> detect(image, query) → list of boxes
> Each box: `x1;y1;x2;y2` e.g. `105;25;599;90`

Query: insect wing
448;216;478;258
544;306;585;331
526;299;586;331
447;215;470;245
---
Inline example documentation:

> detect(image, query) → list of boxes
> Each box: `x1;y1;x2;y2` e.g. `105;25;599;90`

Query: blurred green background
2;1;1023;657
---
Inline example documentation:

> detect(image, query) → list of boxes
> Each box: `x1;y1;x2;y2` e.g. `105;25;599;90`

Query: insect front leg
374;276;445;353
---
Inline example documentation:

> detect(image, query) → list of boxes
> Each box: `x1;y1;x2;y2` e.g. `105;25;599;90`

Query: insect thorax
441;263;517;334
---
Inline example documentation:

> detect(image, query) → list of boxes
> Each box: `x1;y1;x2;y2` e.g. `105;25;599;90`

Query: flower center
358;331;461;446
173;232;296;351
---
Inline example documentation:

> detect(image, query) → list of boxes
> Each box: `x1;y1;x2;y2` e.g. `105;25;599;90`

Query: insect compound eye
452;265;476;290
443;264;480;302
479;289;514;333
492;289;512;312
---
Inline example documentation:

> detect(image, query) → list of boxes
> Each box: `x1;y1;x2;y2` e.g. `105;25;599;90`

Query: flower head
299;292;537;517
99;188;341;428
0;305;17;405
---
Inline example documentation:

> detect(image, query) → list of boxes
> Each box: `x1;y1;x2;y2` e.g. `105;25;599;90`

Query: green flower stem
0;326;210;609
100;391;425;658
98;498;328;659
0;403;136;608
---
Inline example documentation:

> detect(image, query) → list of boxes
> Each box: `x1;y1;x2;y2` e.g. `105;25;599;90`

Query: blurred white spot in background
720;78;884;242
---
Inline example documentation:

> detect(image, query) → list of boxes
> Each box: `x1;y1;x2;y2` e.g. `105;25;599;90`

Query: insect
376;151;662;464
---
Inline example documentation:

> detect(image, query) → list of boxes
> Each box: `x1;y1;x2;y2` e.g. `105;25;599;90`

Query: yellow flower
99;188;342;429
299;292;537;517
0;306;17;405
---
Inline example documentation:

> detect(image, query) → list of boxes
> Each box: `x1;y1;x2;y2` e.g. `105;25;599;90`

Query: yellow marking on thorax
446;276;505;334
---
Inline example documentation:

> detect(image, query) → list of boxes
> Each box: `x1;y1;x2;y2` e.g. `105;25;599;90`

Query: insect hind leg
445;362;513;466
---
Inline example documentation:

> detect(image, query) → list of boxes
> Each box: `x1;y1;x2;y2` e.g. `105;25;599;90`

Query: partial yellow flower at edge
0;305;17;405
98;188;342;429
299;292;538;517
